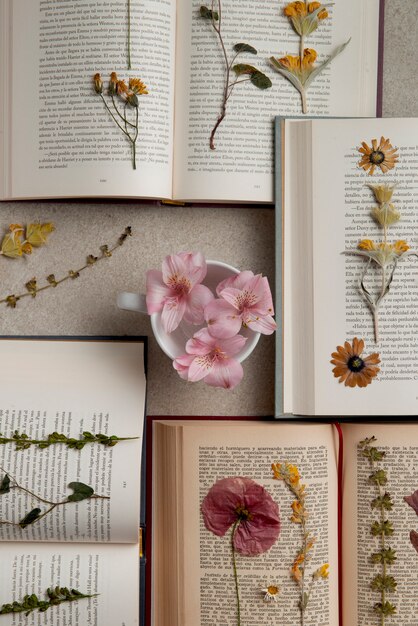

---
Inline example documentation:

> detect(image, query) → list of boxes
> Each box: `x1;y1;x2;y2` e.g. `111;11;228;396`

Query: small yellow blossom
358;239;376;251
369;183;396;204
262;584;280;602
26;223;55;247
129;78;149;95
314;563;329;579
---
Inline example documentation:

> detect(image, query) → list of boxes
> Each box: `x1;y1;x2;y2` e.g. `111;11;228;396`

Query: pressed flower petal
404;489;418;515
161;296;187;333
183;284;214;325
146;269;171;314
201;477;280;554
205;299;242;339
204;358;244;389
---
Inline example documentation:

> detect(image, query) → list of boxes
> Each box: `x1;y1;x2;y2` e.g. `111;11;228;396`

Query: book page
0;543;139;625
0;339;145;543
2;0;175;200
173;0;380;203
154;421;339;626
342;424;418;626
308;118;418;415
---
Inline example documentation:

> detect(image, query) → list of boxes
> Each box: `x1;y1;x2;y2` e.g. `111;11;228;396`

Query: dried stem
128;0;132;69
231;520;241;626
0;227;132;309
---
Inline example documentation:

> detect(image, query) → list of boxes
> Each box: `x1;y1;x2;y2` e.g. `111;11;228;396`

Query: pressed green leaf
304;39;351;89
232;63;257;76
19;508;42;528
250;71;272;89
0;474;10;495
200;6;219;20
67;482;94;502
233;43;257;55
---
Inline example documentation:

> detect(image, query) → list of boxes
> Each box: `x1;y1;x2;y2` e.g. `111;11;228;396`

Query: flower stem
231;520;241;626
209;0;229;150
127;0;132;69
300;35;307;114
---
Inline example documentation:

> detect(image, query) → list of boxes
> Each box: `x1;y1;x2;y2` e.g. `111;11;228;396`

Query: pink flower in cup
204;270;277;339
146;251;214;333
201;476;281;556
173;327;246;389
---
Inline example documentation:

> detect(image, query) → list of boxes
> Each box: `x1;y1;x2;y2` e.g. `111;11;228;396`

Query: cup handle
117;292;148;315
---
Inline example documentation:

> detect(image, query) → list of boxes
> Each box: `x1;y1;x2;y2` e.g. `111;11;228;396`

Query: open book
276;117;418;416
151;419;418;626
0;0;382;203
0;338;146;626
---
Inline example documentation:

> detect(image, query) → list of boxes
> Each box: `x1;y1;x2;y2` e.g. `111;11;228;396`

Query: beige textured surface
0;0;415;416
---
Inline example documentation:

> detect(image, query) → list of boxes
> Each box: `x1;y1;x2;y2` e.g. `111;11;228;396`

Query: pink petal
173;354;194;380
216;270;255;296
183;284;214;325
244;312;277;335
204;358;243;389
218;287;244;310
201;477;281;554
217;334;247;357
205;299;242;339
179;251;207;286
161;296;186;333
201;477;248;536
162;253;189;286
185;328;216;355
410;530;418;553
145;270;171;314
188;354;214;382
250;275;274;312
404;490;418;515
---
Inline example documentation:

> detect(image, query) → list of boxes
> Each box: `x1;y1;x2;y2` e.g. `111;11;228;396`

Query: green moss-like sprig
359;436;397;623
0;587;97;617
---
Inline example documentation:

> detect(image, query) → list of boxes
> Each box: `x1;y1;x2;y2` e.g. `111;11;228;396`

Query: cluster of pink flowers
146;251;276;389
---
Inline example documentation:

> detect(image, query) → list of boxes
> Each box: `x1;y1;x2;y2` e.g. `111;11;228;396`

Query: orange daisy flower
331;338;380;388
358;137;399;175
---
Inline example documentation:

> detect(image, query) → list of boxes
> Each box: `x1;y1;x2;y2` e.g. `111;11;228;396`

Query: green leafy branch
0;470;109;529
200;2;272;150
1;226;132;309
0;587;97;617
359;436;397;623
0;430;138;451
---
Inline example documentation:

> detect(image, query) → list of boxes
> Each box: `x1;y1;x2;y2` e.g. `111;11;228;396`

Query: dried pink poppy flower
404;489;418;516
201;476;281;556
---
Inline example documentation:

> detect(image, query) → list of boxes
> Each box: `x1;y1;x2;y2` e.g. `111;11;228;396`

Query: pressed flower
129;78;148;95
173;328;246;389
116;79;129;97
410;530;418;553
356;239;410;267
331;338;380;388
204;270;276;338
314;563;329;579
147;251;214;333
371;203;400;228
262;584;280;602
93;73;103;94
109;71;118;95
201;476;281;556
283;1;328;32
26;223;55;247
272;462;301;487
369;183;396;204
358;137;399;175
1;230;23;258
404;489;418;515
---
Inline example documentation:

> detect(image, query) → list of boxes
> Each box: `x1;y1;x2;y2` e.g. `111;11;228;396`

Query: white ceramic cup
117;260;260;361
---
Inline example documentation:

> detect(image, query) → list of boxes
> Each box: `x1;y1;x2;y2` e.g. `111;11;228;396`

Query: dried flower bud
87;255;98;265
127;91;139;107
108;72;118;96
93;73;103;94
47;274;58;286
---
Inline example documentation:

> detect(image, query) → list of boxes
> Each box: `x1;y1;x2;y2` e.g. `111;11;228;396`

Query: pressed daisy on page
330;338;380;388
